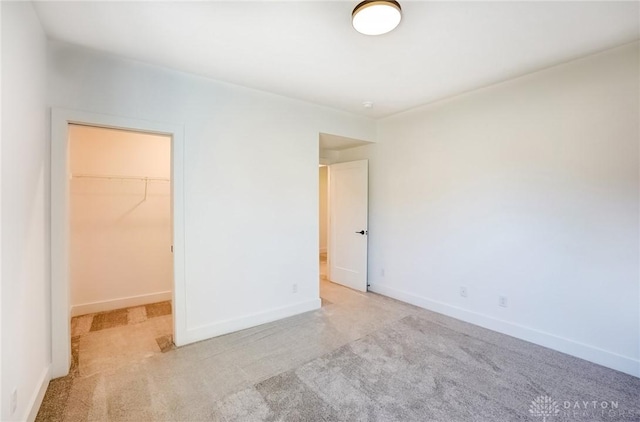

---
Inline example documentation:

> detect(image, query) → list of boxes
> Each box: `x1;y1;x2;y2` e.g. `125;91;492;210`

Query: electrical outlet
498;295;508;308
459;286;468;298
380;268;385;277
11;388;17;414
292;283;298;294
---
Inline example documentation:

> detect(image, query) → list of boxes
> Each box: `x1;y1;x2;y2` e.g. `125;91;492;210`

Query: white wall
319;166;328;253
340;42;640;377
48;41;376;345
1;2;51;421
69;125;172;315
0;1;3;415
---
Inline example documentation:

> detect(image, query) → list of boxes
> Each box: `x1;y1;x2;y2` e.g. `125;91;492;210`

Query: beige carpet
37;282;639;421
214;315;640;421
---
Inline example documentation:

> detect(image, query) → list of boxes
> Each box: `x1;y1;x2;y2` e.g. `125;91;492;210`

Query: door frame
50;108;186;378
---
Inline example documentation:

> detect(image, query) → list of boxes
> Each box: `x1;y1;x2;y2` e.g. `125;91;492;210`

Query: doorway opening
51;109;186;379
319;164;329;284
67;124;173;376
318;133;372;297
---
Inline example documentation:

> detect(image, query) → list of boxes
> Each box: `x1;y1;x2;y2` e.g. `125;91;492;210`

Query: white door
328;160;368;292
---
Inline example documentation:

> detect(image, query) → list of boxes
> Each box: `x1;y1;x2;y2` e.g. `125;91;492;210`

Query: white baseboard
71;291;172;316
370;283;640;378
26;364;51;422
182;298;321;345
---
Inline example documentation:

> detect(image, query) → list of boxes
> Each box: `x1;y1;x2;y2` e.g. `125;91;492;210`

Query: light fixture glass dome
352;0;402;36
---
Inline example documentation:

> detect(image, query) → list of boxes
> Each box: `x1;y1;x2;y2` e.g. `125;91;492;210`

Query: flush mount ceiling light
352;0;402;36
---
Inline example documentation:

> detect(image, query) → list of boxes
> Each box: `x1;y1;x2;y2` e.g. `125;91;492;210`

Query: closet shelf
71;173;170;182
71;174;170;201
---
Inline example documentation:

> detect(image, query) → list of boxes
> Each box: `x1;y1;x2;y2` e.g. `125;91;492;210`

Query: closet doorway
51;108;187;378
67;124;173;376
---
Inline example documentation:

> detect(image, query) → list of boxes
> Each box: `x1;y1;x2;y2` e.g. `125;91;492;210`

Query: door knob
355;230;367;235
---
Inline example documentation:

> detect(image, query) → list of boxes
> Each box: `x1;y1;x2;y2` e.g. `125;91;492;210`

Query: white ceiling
33;1;639;118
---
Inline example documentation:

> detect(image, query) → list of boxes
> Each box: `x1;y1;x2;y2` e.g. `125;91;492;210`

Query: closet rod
72;174;170;182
